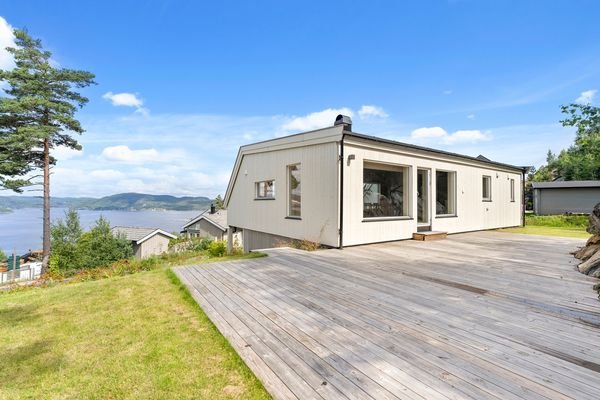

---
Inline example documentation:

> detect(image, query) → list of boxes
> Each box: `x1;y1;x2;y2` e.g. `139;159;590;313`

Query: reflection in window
288;164;301;217
436;171;456;215
482;175;492;201
255;180;275;199
363;163;408;218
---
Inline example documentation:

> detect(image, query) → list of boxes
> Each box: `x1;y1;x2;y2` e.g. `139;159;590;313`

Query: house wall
136;234;170;259
185;219;225;240
227;141;340;248
342;139;523;246
534;187;600;215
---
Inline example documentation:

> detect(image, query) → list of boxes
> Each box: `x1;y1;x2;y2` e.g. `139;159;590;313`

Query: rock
588;202;600;236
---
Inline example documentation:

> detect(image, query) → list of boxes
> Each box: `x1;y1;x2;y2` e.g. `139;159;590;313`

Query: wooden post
227;227;233;254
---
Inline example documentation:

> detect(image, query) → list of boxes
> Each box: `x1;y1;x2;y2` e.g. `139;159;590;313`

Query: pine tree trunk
41;137;51;275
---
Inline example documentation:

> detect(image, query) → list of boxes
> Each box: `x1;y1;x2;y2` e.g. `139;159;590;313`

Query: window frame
255;179;275;200
287;163;301;219
435;169;457;217
510;178;515;202
482;175;492;202
362;160;411;220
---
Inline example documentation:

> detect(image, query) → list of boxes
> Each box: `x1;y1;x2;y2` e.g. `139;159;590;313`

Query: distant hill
0;193;213;211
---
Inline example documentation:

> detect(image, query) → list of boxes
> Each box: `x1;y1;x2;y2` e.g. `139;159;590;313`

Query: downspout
338;134;345;249
521;168;527;227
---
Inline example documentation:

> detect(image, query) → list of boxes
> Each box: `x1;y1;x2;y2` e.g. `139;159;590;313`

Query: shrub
50;212;132;271
207;240;227;257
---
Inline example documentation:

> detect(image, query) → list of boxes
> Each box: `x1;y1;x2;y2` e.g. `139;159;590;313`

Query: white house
224;115;525;251
111;226;176;259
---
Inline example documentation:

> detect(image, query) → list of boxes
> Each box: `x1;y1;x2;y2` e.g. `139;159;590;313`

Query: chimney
334;114;352;131
210;203;216;214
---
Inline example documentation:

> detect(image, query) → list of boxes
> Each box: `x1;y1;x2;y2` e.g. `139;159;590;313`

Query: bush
50;211;132;271
207;240;227;257
526;214;588;228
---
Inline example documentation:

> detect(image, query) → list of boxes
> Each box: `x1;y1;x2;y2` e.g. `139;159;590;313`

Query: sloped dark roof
531;180;600;189
182;209;228;231
111;226;176;243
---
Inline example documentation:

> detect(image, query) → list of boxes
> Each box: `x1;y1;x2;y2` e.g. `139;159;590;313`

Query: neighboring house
181;205;241;243
111;226;176;259
532;180;600;215
224;115;526;251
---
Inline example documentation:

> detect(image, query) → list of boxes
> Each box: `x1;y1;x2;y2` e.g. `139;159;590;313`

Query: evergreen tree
214;194;225;209
0;29;95;273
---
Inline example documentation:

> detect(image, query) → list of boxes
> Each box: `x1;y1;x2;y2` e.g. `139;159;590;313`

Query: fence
0;263;42;285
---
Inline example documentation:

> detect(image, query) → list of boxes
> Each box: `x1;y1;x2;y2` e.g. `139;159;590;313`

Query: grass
0;267;271;400
498;213;591;239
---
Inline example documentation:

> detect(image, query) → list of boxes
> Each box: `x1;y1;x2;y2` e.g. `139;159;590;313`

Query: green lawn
0;268;271;400
498;225;591;239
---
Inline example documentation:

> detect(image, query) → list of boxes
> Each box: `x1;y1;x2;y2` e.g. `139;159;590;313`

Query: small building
181;205;229;240
532;180;600;215
224;115;526;251
111;226;176;259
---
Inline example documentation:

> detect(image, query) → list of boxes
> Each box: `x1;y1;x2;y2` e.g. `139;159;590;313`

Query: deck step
412;231;448;241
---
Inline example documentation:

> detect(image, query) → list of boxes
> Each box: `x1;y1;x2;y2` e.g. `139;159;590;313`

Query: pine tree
0;29;95;273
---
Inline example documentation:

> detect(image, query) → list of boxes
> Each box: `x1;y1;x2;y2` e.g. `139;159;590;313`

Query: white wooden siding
227;141;340;247
342;140;522;246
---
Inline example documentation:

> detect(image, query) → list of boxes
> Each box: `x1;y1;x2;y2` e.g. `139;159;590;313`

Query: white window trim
287;164;301;218
362;160;411;220
255;179;275;200
435;169;457;217
482;175;492;202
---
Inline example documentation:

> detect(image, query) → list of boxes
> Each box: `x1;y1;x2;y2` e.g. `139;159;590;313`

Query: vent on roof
476;154;491;162
334;114;352;131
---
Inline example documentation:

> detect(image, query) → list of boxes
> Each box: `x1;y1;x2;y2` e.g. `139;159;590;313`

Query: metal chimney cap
334;114;352;129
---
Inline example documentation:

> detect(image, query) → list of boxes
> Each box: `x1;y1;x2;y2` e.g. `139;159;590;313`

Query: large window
255;180;275;199
482;175;492;201
510;178;515;202
436;170;456;215
288;164;301;217
363;162;409;218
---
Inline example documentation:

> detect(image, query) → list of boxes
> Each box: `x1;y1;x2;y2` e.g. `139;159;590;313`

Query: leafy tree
531;103;600;181
76;217;132;269
50;209;83;270
0;249;6;263
0;29;95;273
214;194;225;209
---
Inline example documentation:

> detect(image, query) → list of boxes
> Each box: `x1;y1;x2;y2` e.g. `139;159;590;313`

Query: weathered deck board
174;231;600;400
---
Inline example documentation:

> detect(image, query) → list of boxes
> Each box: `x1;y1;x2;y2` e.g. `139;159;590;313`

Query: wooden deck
175;231;600;400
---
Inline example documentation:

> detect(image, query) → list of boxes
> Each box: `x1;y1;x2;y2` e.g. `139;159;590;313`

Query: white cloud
358;105;388;119
411;126;448;138
53;146;84;161
467;114;476;120
0;16;15;71
102;91;148;115
410;126;490;144
281;107;353;132
89;169;125;180
445;129;490;144
575;89;597;104
101;145;160;164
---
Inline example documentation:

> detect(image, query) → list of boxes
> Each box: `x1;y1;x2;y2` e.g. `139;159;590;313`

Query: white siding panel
342;143;522;246
228;142;340;247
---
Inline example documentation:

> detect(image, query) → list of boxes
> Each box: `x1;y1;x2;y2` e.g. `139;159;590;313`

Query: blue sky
0;0;599;198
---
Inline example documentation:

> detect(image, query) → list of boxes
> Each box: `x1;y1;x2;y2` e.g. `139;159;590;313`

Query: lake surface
0;208;201;254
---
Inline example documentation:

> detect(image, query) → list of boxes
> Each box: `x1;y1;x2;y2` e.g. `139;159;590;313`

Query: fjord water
0;208;200;254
